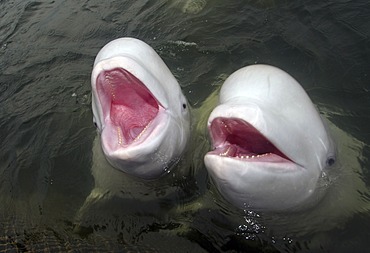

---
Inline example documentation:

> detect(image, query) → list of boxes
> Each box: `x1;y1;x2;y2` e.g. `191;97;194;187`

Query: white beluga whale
91;37;190;179
74;38;191;233
204;64;336;211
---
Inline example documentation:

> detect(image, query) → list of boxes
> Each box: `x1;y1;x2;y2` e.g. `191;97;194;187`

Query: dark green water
1;0;370;252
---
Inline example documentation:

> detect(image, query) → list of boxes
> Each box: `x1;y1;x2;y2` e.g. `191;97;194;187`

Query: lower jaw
206;152;291;163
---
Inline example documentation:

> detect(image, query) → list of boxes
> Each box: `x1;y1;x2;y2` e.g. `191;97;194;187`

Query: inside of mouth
96;68;159;145
209;117;290;160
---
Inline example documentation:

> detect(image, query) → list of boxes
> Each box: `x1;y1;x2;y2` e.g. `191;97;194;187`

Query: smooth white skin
91;38;190;179
204;64;336;211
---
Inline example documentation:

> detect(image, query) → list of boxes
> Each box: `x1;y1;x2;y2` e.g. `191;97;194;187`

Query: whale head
91;38;190;179
204;64;336;211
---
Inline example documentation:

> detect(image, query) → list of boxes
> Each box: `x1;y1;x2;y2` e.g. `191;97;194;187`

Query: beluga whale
204;64;336;211
91;37;190;179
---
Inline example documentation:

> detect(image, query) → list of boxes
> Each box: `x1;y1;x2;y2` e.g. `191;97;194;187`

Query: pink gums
209;117;290;161
97;68;159;145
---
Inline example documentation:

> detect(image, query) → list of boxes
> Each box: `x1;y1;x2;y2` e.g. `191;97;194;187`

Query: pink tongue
97;68;159;145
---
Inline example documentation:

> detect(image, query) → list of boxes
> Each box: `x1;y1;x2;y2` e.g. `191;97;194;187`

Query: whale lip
96;67;168;155
207;117;293;163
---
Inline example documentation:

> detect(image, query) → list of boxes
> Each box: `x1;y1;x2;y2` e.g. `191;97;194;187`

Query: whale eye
182;103;187;110
93;118;99;129
326;156;336;167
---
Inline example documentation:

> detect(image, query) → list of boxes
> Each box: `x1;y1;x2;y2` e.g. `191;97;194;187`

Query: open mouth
208;117;291;163
96;68;162;146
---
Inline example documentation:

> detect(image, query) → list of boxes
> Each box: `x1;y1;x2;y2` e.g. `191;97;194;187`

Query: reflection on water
1;0;370;252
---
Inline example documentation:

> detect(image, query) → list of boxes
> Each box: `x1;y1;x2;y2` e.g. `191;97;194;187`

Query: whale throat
96;68;160;145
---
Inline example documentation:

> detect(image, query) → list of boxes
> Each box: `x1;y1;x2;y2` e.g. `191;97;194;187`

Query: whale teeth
134;121;151;142
117;126;123;145
220;146;231;156
106;74;116;100
238;153;271;159
116;121;152;145
219;150;273;159
220;120;232;134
